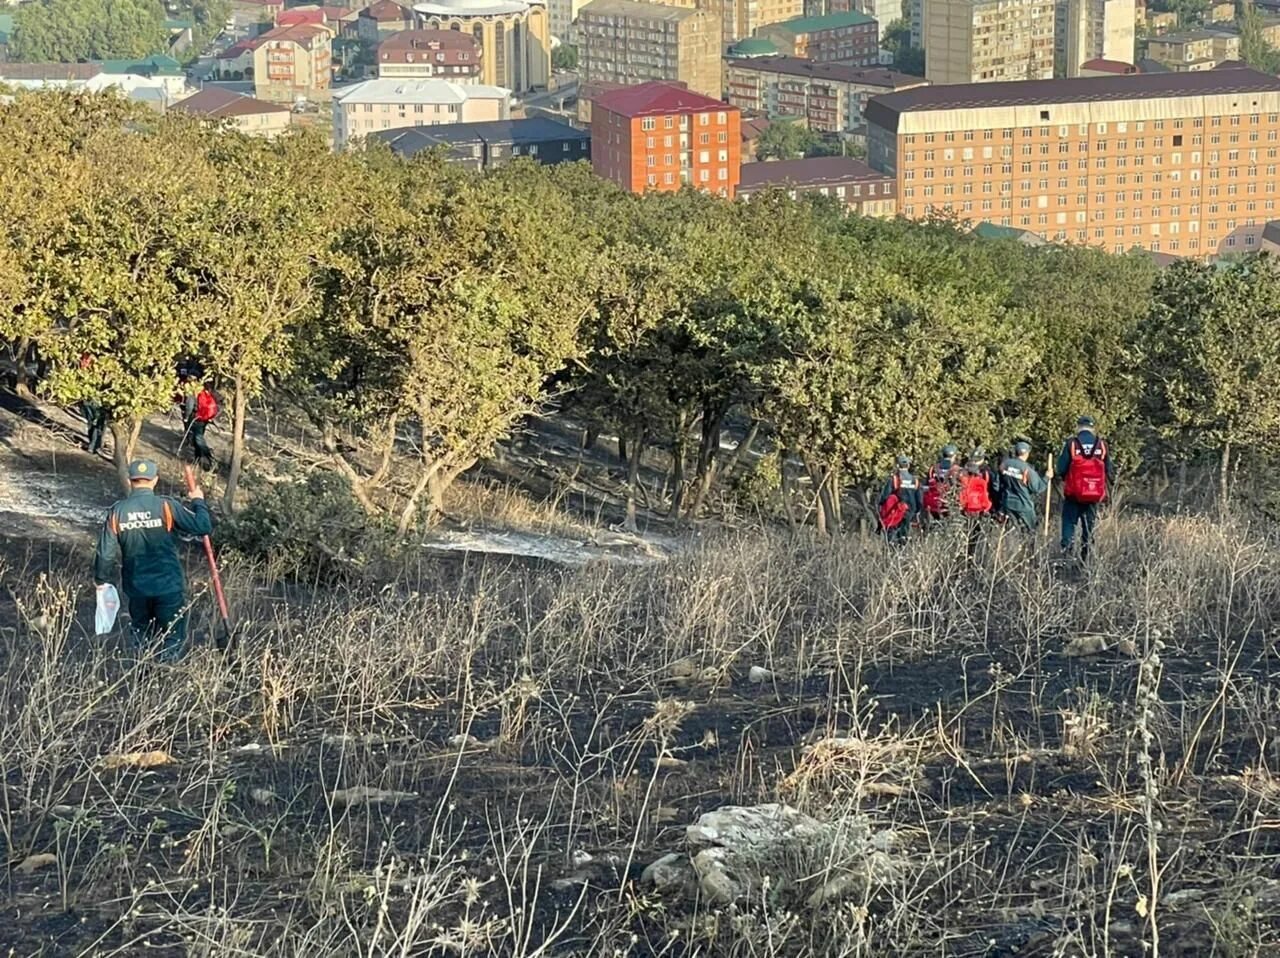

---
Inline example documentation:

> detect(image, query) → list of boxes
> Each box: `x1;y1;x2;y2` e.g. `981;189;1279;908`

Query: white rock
640;853;695;893
748;666;773;684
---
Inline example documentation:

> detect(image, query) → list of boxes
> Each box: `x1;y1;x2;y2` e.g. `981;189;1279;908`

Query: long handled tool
1042;454;1054;538
184;465;233;653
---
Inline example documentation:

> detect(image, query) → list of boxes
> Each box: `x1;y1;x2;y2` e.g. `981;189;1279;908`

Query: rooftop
414;0;538;16
578;0;702;20
378;28;481;61
259;23;332;43
739;156;891;189
0;62;103;81
361;0;413;19
372;116;589;154
174;86;291;117
593;81;731;118
727;37;781;57
217;37;264;58
972;222;1046;244
333;77;510;103
277;8;330;26
866;67;1280;125
1148;29;1223;42
99;54;184;76
766;10;875;34
726;54;926;89
1079;57;1139;73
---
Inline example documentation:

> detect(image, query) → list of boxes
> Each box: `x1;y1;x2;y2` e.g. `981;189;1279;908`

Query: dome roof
727;37;779;57
414;0;533;15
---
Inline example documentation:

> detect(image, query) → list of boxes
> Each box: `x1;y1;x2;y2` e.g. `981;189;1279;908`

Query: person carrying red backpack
1056;415;1114;561
191;382;220;470
923;444;962;522
879;454;923;544
958;447;999;557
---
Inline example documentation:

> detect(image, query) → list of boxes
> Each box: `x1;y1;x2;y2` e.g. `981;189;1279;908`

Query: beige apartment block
578;0;722;97
924;0;1056;85
332;77;510;147
252;23;332;102
1063;0;1134;76
1146;29;1239;71
865;67;1280;259
413;0;552;93
715;0;805;43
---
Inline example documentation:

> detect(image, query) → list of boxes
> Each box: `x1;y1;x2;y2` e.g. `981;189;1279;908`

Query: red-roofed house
173;86;293;137
358;0;414;42
1079;57;1140;75
214;37;263;78
591;82;741;198
253;23;333;102
277;8;329;28
376;29;481;82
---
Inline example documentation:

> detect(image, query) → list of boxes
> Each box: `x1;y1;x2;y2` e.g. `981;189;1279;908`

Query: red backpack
959;470;992;514
923;464;955;518
196;389;220;423
879;475;910;530
1063;437;1108;504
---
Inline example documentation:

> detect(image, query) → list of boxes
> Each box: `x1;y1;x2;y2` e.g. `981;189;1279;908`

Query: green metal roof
769;10;874;34
99;54;184;76
728;37;780;56
973;222;1031;241
164;17;196;30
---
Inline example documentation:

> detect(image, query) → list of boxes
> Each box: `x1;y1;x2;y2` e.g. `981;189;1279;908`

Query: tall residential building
591;81;742;196
865;67;1280;258
376;29;483;81
413;0;551;93
923;0;1055;84
332;77;510;147
1145;29;1240;71
1062;0;1135;76
755;10;880;66
806;0;899;27
720;0;805;44
252;23;333;102
725;55;926;132
546;0;591;39
578;0;722;98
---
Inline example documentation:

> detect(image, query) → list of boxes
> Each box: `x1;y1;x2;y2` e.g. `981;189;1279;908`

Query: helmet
896;454;911;468
1014;440;1031;455
941;444;958;459
1077;415;1096;429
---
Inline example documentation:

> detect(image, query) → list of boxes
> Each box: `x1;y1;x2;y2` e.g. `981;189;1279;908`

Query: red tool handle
184;465;230;625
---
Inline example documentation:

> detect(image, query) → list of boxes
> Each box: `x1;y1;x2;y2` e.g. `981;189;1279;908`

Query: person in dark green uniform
94;459;212;661
999;441;1047;533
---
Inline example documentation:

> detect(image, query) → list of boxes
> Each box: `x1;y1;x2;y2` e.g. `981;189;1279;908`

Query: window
700;169;709;182
642;117;655;131
716;111;725;124
700;133;709;145
699;113;709;126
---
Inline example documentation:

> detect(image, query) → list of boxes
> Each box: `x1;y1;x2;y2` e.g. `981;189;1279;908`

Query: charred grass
3;513;1280;956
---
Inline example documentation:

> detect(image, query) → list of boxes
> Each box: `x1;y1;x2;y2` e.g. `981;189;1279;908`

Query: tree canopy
12;0;168;62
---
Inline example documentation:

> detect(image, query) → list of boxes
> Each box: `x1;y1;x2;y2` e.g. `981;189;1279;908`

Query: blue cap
942;444;958;458
128;459;158;480
896;454;911;467
1077;416;1096;429
1014;441;1031;455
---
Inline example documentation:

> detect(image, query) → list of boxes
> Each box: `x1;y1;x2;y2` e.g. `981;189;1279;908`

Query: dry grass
3;510;1280;955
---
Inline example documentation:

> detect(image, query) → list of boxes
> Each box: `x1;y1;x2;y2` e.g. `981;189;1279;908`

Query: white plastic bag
95;584;120;636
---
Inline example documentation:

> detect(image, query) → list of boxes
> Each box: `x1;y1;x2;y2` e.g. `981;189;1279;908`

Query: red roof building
277;8;329;28
591;82;741;198
1079;57;1140;75
376;29;481;81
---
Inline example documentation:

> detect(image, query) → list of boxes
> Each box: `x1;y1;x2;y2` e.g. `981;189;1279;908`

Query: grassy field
3;511;1280;956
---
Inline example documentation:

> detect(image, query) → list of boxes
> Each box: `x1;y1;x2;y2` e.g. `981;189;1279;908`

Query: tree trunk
668;408;689;519
109;417;142;494
623;428;644;533
223;373;247;514
686;403;730;519
719;419;760;486
367;413;399;488
618;433;629;467
582;427;597;452
428;456;476;516
13;337;33;397
330;451;381;515
806;460;838;536
1219;439;1232;504
398;456;444;537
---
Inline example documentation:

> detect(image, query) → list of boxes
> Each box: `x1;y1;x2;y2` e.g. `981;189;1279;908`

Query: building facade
755;10;879;65
252;23;333;101
173;86;294;138
1062;0;1135;77
591;82;742;196
738;155;896;214
865;67;1280;257
1145;30;1240;71
357;0;416;41
578;0;722;98
726;55;926;132
719;0;806;44
923;0;1056;85
377;29;482;80
413;0;551;92
332;77;510;146
371;116;590;166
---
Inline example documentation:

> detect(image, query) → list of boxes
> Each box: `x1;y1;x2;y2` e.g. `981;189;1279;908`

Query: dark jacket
999;456;1047;524
94;488;212;598
1056;429;1115;484
880;469;924;516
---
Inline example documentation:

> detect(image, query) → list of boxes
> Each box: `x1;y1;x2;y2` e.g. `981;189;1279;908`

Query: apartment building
578;0;722;98
726;55;926;132
172;86;293;138
924;0;1056;84
738;156;896;214
1148;10;1178;33
1146;30;1240;71
1208;1;1234;21
755;10;879;66
376;29;482;81
415;0;551;93
718;0;805;44
357;0;415;42
1061;0;1135;77
865;67;1280;257
252;23;332;102
591;81;742;196
332;77;510;147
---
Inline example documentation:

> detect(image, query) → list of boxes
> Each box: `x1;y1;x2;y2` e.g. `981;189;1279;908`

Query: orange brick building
865;66;1280;258
591;82;742;198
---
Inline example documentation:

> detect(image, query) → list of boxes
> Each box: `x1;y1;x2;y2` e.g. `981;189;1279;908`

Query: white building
1064;0;1135;75
332;77;512;148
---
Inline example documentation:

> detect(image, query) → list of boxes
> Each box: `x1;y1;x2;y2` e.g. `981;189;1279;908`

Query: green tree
880;18;925;76
754;120;834;160
552;43;578;70
1137;258;1280;501
13;0;168;62
1240;2;1280;72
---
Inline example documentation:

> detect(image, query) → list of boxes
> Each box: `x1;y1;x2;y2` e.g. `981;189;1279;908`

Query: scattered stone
570;849;594;868
748;666;773;685
700;729;718;749
102;750;174;770
330;786;416;808
14;853;57;875
640;853;695;894
1064;634;1110;657
669;657;699;679
250;788;278;805
447;734;486;749
322;732;395;747
656;754;688;770
1163;888;1208;909
654;806;681;824
1115;638;1138;659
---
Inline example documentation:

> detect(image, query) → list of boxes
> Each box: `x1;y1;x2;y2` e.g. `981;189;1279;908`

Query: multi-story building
413;0;551;93
865;66;1280;257
755;10;879;66
252;23;333;102
1061;0;1134;77
357;0;416;41
578;0;722;98
370;116;591;166
738;156;896;214
1146;29;1240;71
546;0;591;39
332;77;510;146
726;55;926;133
1208;1;1234;22
1148;10;1178;33
214;38;263;78
173;86;294;138
376;29;482;81
591;81;742;196
924;0;1056;84
806;0;898;28
717;0;806;44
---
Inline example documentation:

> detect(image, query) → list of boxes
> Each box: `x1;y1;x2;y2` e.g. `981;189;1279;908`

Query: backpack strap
162;501;173;532
110;510;120;536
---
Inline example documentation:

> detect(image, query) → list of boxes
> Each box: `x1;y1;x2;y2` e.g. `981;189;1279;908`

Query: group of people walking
878;417;1114;559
